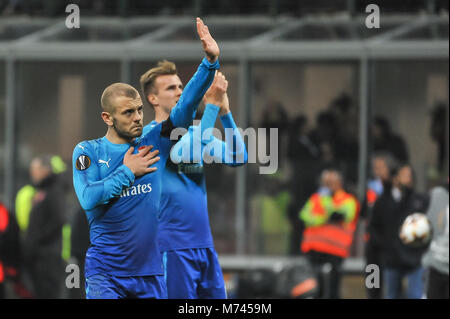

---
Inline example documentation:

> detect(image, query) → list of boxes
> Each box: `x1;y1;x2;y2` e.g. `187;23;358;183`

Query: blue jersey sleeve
169;103;219;164
169;58;220;129
169;104;248;167
72;142;135;211
206;111;248;166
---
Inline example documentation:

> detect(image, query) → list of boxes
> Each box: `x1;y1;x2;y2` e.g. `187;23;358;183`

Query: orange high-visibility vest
301;191;359;258
0;204;8;233
363;189;379;242
0;204;9;284
366;189;378;207
0;262;4;283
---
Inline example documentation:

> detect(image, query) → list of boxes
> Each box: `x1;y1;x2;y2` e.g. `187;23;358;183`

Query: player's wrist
220;111;235;128
206;54;218;63
124;163;136;175
219;108;230;117
204;103;220;111
204;99;221;107
201;57;220;70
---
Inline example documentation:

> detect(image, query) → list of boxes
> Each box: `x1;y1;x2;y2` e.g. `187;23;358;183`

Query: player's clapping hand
196;17;220;63
204;72;229;116
123;145;160;177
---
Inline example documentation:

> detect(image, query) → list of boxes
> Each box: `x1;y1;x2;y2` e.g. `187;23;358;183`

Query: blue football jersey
155;105;248;252
72;58;219;277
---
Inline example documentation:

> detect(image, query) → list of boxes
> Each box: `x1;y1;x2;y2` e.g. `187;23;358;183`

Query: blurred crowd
0;155;89;299
250;94;448;299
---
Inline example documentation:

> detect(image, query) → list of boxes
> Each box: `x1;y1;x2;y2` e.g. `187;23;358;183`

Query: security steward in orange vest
0;202;8;298
299;169;359;299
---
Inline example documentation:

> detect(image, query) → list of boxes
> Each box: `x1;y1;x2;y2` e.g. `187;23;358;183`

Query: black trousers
307;251;343;299
427;267;449;299
28;256;64;299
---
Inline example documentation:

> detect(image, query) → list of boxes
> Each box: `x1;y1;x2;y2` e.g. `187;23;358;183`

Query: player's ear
147;93;157;107
101;111;113;126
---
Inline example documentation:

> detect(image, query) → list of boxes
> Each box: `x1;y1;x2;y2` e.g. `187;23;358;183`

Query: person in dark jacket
68;204;90;299
422;181;449;299
0;201;28;299
23;155;66;299
0;201;9;298
372;116;409;163
363;152;400;299
287;115;323;256
368;163;429;299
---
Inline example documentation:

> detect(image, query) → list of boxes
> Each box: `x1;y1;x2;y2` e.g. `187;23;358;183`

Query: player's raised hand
123;145;160;177
196;17;220;63
204;72;229;113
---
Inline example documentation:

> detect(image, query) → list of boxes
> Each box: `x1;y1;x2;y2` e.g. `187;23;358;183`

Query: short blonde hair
101;82;139;114
140;60;177;108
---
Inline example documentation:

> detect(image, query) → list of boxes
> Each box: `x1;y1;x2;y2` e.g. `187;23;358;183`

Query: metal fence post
4;56;16;208
235;57;250;255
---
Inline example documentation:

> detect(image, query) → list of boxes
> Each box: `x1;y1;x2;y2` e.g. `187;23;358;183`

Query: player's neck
154;110;170;124
105;127;134;145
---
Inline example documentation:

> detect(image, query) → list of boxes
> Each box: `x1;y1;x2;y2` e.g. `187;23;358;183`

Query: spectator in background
287;115;323;255
372;116;409;163
259;99;290;178
422;180;449;299
0;201;10;298
309;111;337;162
368;164;429;299
252;100;292;255
430;102;448;174
260;100;288;133
363;152;399;299
365;152;398;210
299;169;359;298
0;0;21;15
260;100;289;154
15;155;67;239
14;155;70;298
328;94;355;134
68;203;90;299
328;94;359;185
0;201;33;299
23;155;66;298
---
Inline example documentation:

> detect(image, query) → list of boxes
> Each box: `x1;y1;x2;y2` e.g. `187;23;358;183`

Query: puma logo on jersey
98;158;111;168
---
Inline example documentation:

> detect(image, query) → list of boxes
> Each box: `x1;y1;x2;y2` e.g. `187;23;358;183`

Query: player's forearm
169;104;219;164
170;58;220;128
74;165;134;211
220;112;248;166
201;103;219;136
